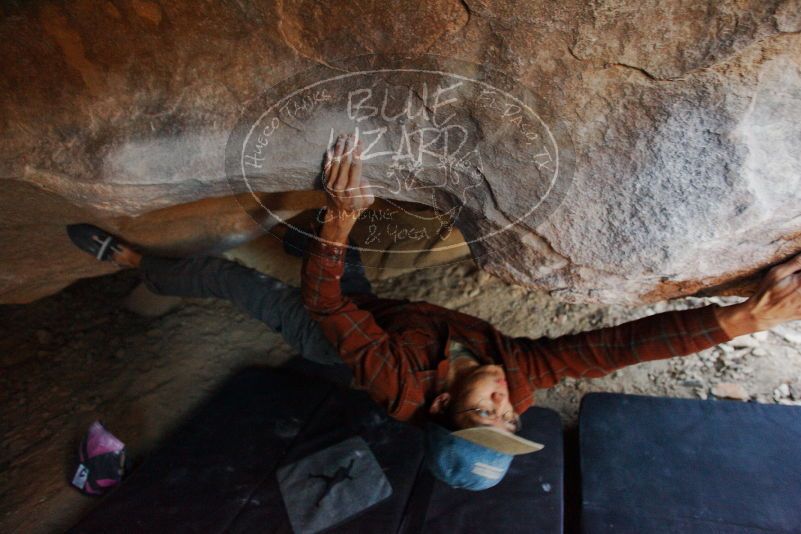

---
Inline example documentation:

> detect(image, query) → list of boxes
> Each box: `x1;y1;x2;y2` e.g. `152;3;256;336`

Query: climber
67;132;801;491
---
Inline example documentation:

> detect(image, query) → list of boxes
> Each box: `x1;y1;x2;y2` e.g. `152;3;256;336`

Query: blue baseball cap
425;423;544;490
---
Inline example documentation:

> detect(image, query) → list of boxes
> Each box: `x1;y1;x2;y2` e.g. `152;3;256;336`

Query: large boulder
1;0;800;304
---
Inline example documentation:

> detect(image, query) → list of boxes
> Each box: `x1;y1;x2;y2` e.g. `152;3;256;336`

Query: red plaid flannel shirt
302;239;732;425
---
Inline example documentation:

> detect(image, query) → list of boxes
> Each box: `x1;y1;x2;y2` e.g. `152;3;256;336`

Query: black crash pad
579;392;801;534
224;369;426;533
72;366;564;533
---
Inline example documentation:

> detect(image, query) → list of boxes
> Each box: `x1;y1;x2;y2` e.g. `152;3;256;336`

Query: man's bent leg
138;255;343;366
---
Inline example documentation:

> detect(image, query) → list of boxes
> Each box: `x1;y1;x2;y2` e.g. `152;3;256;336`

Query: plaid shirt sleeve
512;304;732;389
301;236;414;416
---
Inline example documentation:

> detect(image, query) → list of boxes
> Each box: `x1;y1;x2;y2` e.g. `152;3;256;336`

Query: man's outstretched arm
300;133;433;420
302;133;383;359
513;252;801;389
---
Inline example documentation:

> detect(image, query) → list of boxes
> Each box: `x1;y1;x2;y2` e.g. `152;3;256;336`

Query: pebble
751;348;768;357
730;348;751;360
730;335;759;349
789;380;801;400
125;283;183;317
711;382;749;401
753;331;769;342
773;383;790;400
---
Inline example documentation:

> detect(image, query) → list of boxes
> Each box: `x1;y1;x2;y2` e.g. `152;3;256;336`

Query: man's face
450;364;520;433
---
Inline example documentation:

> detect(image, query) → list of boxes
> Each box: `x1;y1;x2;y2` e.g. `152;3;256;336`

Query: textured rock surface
1;0;800;304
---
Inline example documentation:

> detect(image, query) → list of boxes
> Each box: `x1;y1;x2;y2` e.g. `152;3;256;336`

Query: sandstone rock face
1;0;800;304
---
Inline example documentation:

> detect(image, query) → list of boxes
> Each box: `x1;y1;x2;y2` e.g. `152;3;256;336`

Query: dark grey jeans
138;254;370;367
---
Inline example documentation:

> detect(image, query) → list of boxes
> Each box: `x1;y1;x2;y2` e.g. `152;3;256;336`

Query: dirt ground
2;256;801;533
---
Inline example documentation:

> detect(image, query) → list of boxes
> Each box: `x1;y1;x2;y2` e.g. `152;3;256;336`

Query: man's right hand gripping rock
319;132;375;246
